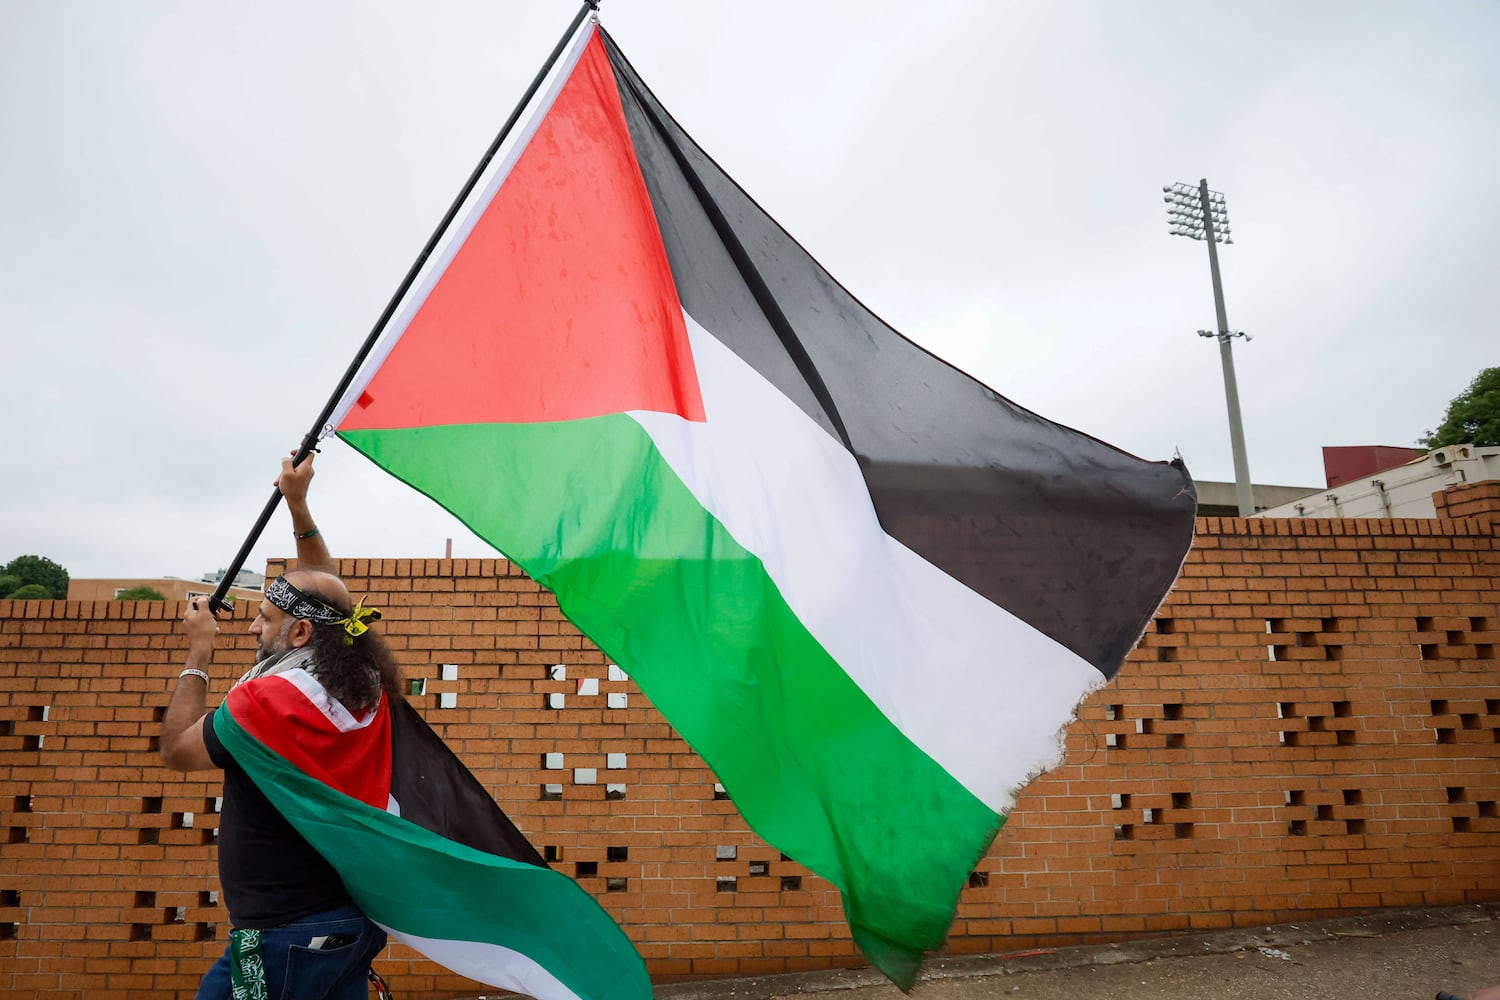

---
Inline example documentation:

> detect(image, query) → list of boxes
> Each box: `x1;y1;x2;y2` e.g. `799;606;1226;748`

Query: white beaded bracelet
179;668;210;684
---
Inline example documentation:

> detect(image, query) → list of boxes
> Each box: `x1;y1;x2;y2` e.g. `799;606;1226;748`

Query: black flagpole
209;0;600;614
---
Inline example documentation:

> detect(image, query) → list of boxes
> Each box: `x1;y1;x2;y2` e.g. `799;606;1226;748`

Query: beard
254;617;297;663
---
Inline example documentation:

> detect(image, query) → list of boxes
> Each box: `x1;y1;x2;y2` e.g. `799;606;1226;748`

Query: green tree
0;575;20;598
115;586;167;601
1419;367;1500;449
0;555;69;600
5;584;52;600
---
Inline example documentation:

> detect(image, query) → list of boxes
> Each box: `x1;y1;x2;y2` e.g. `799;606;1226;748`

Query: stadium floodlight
1166;179;1254;516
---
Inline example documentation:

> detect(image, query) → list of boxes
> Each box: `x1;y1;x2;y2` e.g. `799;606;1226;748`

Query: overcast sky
3;1;1496;581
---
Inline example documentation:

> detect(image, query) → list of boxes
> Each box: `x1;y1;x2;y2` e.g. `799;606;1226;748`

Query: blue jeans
196;903;387;1000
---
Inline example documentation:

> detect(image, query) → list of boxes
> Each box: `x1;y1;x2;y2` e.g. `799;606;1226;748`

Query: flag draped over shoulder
214;669;650;1000
326;20;1196;987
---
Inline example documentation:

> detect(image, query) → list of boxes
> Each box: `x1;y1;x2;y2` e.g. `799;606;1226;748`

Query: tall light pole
1165;179;1255;516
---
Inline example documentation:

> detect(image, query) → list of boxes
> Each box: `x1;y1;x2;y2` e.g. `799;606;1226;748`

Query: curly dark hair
306;625;404;713
295;577;404;713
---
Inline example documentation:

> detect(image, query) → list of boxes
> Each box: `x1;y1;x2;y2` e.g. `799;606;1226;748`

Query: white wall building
1255;443;1500;519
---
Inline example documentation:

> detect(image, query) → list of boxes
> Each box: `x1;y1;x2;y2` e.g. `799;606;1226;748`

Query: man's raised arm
276;452;334;572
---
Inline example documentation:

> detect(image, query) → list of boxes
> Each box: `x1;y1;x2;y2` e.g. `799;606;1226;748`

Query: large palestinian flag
327;20;1196;987
214;669;650;1000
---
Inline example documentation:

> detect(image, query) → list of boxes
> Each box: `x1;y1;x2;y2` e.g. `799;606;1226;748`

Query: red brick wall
1434;480;1500;525
0;484;1496;997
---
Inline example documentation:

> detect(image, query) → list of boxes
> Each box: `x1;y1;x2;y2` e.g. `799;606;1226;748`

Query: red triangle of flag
340;32;704;432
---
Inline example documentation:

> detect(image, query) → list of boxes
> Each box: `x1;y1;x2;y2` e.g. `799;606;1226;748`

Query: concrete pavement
655;905;1500;1000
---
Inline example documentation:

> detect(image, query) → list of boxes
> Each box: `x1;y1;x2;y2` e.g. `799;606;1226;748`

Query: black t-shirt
203;711;351;928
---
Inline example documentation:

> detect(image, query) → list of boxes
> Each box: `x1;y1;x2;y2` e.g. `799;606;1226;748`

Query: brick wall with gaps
0;481;1497;996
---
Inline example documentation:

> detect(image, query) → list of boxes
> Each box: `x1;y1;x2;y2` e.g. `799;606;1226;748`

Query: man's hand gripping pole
206;436;320;616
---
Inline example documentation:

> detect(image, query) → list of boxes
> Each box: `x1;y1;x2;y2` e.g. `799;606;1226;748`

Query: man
161;454;397;999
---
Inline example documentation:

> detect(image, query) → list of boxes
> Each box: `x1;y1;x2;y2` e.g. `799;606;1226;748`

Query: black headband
265;576;381;637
